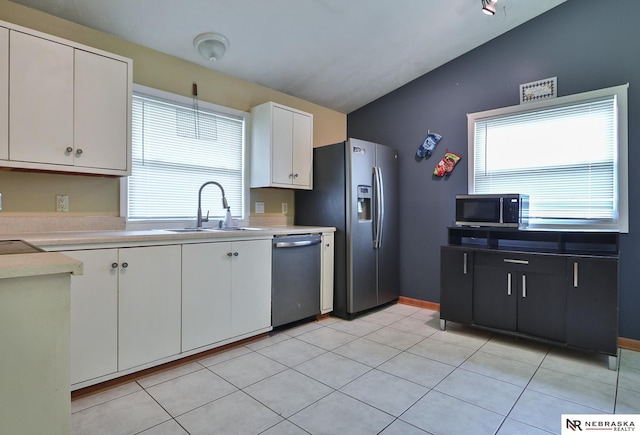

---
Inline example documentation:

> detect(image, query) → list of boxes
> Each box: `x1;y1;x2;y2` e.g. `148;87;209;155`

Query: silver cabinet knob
121;262;128;268
233;252;239;256
76;148;83;155
227;252;233;257
111;263;118;269
66;147;73;153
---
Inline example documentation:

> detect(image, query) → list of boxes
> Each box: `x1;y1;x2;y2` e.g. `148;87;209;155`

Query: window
468;84;628;232
123;85;249;225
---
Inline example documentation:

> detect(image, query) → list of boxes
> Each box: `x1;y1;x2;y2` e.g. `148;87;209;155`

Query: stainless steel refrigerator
295;138;399;319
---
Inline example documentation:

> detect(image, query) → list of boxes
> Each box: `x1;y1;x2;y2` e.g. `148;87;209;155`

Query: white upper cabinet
0;27;8;161
74;50;129;171
9;31;74;166
2;21;132;176
250;102;313;189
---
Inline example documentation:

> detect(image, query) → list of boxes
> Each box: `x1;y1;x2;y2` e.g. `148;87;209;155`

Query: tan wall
0;1;346;217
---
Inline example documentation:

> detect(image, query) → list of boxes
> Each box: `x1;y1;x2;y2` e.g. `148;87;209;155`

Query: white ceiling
9;0;566;113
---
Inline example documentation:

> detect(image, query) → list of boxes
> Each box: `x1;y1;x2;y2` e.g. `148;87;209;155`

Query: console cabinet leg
440;318;447;331
608;354;618;371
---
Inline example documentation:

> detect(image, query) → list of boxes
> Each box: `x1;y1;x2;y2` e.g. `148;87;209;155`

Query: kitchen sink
165;227;266;233
165;228;218;233
215;227;265;231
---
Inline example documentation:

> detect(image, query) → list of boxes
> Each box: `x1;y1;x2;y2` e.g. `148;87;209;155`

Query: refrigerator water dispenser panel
357;185;372;221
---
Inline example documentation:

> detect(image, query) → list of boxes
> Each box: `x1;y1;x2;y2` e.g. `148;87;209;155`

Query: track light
481;0;497;16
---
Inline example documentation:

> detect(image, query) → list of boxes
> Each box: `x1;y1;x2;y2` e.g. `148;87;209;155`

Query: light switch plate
255;201;265;214
282;202;288;214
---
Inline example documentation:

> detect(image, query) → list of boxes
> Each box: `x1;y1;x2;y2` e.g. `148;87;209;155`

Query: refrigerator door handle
373;166;384;249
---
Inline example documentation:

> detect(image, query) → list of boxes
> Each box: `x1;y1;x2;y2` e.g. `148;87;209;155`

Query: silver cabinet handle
66;147;73;153
76;148;83;155
573;262;579;287
463;252;468;275
233;252;239;256
522;275;527;298
504;258;529;265
294;173;299;178
111;263;118;269
121;262;128;268
227;252;233;257
507;272;512;296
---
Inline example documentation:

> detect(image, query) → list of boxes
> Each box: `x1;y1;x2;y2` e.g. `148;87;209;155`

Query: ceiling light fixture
193;32;229;62
481;0;497;16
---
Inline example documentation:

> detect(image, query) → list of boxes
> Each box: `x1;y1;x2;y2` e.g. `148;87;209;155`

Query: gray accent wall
347;0;640;340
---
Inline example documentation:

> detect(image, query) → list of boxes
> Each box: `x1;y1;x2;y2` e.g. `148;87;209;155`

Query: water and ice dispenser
357;185;371;221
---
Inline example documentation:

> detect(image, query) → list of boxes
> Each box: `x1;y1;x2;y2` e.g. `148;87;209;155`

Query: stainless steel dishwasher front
272;234;322;328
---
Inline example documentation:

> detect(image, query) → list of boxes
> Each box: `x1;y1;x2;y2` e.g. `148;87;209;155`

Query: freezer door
347;139;378;313
375;144;400;305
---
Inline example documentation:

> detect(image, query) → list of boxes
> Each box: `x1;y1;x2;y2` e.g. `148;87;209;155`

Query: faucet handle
202;210;210;223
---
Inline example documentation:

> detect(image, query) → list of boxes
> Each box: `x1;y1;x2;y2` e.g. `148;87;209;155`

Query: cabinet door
182;242;233;352
68;249;118;385
473;265;517;331
118;245;181;371
0;27;7;160
321;233;334;314
74;50;128;171
271;106;294;185
440;246;473;324
9;31;74;165
291;111;312;188
566;257;618;354
231;239;272;336
516;268;566;342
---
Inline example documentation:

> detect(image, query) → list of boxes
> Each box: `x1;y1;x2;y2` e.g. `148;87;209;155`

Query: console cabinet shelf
440;227;619;369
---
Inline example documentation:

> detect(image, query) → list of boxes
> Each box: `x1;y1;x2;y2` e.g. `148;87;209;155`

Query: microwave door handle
499;197;504;224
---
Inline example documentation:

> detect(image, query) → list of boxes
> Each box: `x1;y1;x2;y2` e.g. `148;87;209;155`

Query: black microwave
455;194;529;229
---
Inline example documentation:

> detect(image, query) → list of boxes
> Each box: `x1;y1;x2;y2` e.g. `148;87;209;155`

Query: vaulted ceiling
9;0;566;113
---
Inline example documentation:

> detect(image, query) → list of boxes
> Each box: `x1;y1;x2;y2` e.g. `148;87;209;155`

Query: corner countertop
0;252;83;279
3;225;335;249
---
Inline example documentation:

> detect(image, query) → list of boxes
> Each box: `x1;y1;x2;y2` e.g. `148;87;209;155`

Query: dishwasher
272;234;322;328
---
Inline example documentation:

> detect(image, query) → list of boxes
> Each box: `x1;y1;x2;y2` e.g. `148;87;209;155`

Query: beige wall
0;1;346;217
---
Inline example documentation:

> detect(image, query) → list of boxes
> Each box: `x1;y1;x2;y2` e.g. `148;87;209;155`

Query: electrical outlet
255;201;265;214
282;202;288;214
56;194;69;212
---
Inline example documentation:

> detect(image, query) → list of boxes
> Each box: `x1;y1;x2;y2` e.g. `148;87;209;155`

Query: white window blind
128;88;246;221
468;84;628;231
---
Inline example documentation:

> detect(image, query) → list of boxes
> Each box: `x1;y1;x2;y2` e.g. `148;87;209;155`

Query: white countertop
0;252;83;279
5;225;335;248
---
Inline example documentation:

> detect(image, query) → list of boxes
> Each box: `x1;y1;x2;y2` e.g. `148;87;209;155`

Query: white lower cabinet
321;232;334;314
117;245;182;371
68;249;118;385
62;236;278;388
182;242;233;352
229;239;272;337
182;239;272;352
67;244;181;385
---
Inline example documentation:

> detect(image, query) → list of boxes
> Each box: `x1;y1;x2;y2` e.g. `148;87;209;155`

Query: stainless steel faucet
197;181;229;228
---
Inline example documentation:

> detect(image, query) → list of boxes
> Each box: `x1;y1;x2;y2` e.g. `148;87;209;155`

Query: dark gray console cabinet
440;227;619;369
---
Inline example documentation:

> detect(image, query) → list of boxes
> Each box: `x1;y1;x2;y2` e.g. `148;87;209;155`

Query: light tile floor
71;305;640;435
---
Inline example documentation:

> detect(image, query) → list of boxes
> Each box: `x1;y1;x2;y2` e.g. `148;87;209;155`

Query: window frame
467;83;629;232
121;84;251;230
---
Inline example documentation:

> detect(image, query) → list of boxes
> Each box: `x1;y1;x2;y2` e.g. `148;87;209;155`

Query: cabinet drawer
474;251;565;274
